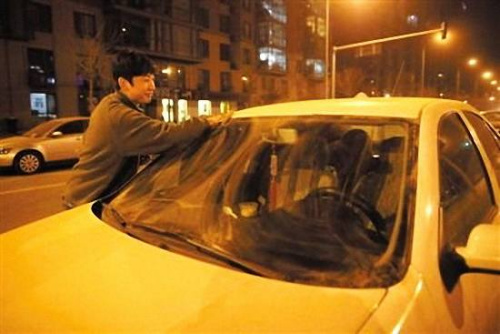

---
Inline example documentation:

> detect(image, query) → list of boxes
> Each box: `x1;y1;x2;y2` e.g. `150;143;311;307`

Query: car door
437;112;500;333
42;120;87;161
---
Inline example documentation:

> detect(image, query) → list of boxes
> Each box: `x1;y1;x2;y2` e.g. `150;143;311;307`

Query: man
63;51;224;208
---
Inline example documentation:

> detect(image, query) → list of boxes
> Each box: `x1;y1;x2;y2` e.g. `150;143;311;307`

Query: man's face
121;74;156;104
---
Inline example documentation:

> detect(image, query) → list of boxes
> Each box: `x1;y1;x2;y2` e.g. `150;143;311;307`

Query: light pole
420;46;426;96
456;57;479;99
331;23;447;98
324;0;330;98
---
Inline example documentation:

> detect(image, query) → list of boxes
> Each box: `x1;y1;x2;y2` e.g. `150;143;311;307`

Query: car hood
1;204;387;332
0;135;41;147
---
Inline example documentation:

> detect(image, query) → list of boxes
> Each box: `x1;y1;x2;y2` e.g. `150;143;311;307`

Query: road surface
0;166;72;233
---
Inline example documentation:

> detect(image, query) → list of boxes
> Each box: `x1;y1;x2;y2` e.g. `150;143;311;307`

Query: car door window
438;113;496;249
56;121;85;135
463;111;500;183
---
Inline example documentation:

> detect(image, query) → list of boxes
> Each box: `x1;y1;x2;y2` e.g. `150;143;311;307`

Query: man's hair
112;50;155;89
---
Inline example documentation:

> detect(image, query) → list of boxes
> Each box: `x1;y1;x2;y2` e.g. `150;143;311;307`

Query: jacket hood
1;204;387;332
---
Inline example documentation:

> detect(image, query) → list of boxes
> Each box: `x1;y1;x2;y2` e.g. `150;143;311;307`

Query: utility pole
324;0;330;98
420;47;426;96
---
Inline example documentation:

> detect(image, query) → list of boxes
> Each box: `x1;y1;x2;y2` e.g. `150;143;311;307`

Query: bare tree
77;26;114;114
336;67;366;98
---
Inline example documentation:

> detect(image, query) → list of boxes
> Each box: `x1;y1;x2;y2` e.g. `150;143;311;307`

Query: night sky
453;0;500;67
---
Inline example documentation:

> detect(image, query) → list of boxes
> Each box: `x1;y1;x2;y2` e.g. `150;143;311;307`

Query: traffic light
441;21;448;40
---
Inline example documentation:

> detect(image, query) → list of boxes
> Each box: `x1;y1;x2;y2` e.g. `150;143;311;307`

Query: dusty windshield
103;115;415;288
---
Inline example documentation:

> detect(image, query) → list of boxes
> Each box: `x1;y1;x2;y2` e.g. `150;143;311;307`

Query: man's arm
114;107;221;156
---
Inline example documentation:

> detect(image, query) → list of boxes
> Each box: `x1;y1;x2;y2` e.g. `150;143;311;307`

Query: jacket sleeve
112;104;212;156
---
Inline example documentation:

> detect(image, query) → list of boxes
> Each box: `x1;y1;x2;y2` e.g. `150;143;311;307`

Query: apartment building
0;0;329;132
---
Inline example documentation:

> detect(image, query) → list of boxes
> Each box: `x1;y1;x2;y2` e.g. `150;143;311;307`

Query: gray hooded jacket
63;92;210;207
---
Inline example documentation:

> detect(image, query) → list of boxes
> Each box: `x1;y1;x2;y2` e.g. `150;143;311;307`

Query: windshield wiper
127;223;278;279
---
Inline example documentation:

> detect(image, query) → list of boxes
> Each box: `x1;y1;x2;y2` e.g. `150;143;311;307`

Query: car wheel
14;151;43;174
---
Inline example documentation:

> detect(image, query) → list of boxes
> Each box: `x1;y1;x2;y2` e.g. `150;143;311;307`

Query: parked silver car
0;117;89;174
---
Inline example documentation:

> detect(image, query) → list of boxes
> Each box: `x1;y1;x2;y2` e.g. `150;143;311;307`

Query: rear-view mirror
262;128;298;144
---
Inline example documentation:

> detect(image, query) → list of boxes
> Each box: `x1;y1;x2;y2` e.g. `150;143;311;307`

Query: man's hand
205;110;234;127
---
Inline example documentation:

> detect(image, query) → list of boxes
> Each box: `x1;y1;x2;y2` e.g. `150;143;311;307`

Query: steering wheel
306;187;387;242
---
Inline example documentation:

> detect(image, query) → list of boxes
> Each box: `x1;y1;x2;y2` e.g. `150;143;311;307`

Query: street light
330;22;447;98
482;71;494;80
456;57;481;98
467;58;478;67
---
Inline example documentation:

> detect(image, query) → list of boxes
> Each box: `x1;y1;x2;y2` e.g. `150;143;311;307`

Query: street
0;166;72;233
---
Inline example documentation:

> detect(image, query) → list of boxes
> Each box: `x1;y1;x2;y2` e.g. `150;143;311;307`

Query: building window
28;48;56;89
220;44;231;62
258;22;286;48
119;17;149;48
27;2;52;33
306;16;325;37
220;72;232;92
259;47;286;72
162;99;175;122
281;79;288;95
243;48;252;65
74;12;97;38
242;0;251;10
127;0;146;10
305;59;325;79
198;7;209;28
262;77;275;90
161;65;186;90
242;21;252;40
262;0;287;23
0;1;8;36
172;0;191;22
306;16;316;34
153;21;172;53
173;24;195;57
178;99;189;122
30;93;57;118
242;75;250;92
199;39;209;58
198;69;210;91
220;15;230;34
220;101;231;113
198;100;212;116
317;17;326;37
147;20;198;58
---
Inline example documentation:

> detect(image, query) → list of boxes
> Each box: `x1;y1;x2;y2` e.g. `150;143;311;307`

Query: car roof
234;97;475;120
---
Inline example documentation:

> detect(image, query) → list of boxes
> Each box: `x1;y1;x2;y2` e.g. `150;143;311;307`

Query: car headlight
0;147;12;154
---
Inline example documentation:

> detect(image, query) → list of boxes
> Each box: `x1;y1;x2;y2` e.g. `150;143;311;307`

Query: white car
1;97;499;332
0;116;89;174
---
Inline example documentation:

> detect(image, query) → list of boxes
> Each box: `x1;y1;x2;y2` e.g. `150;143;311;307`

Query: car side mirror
51;131;63;137
455;224;500;273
